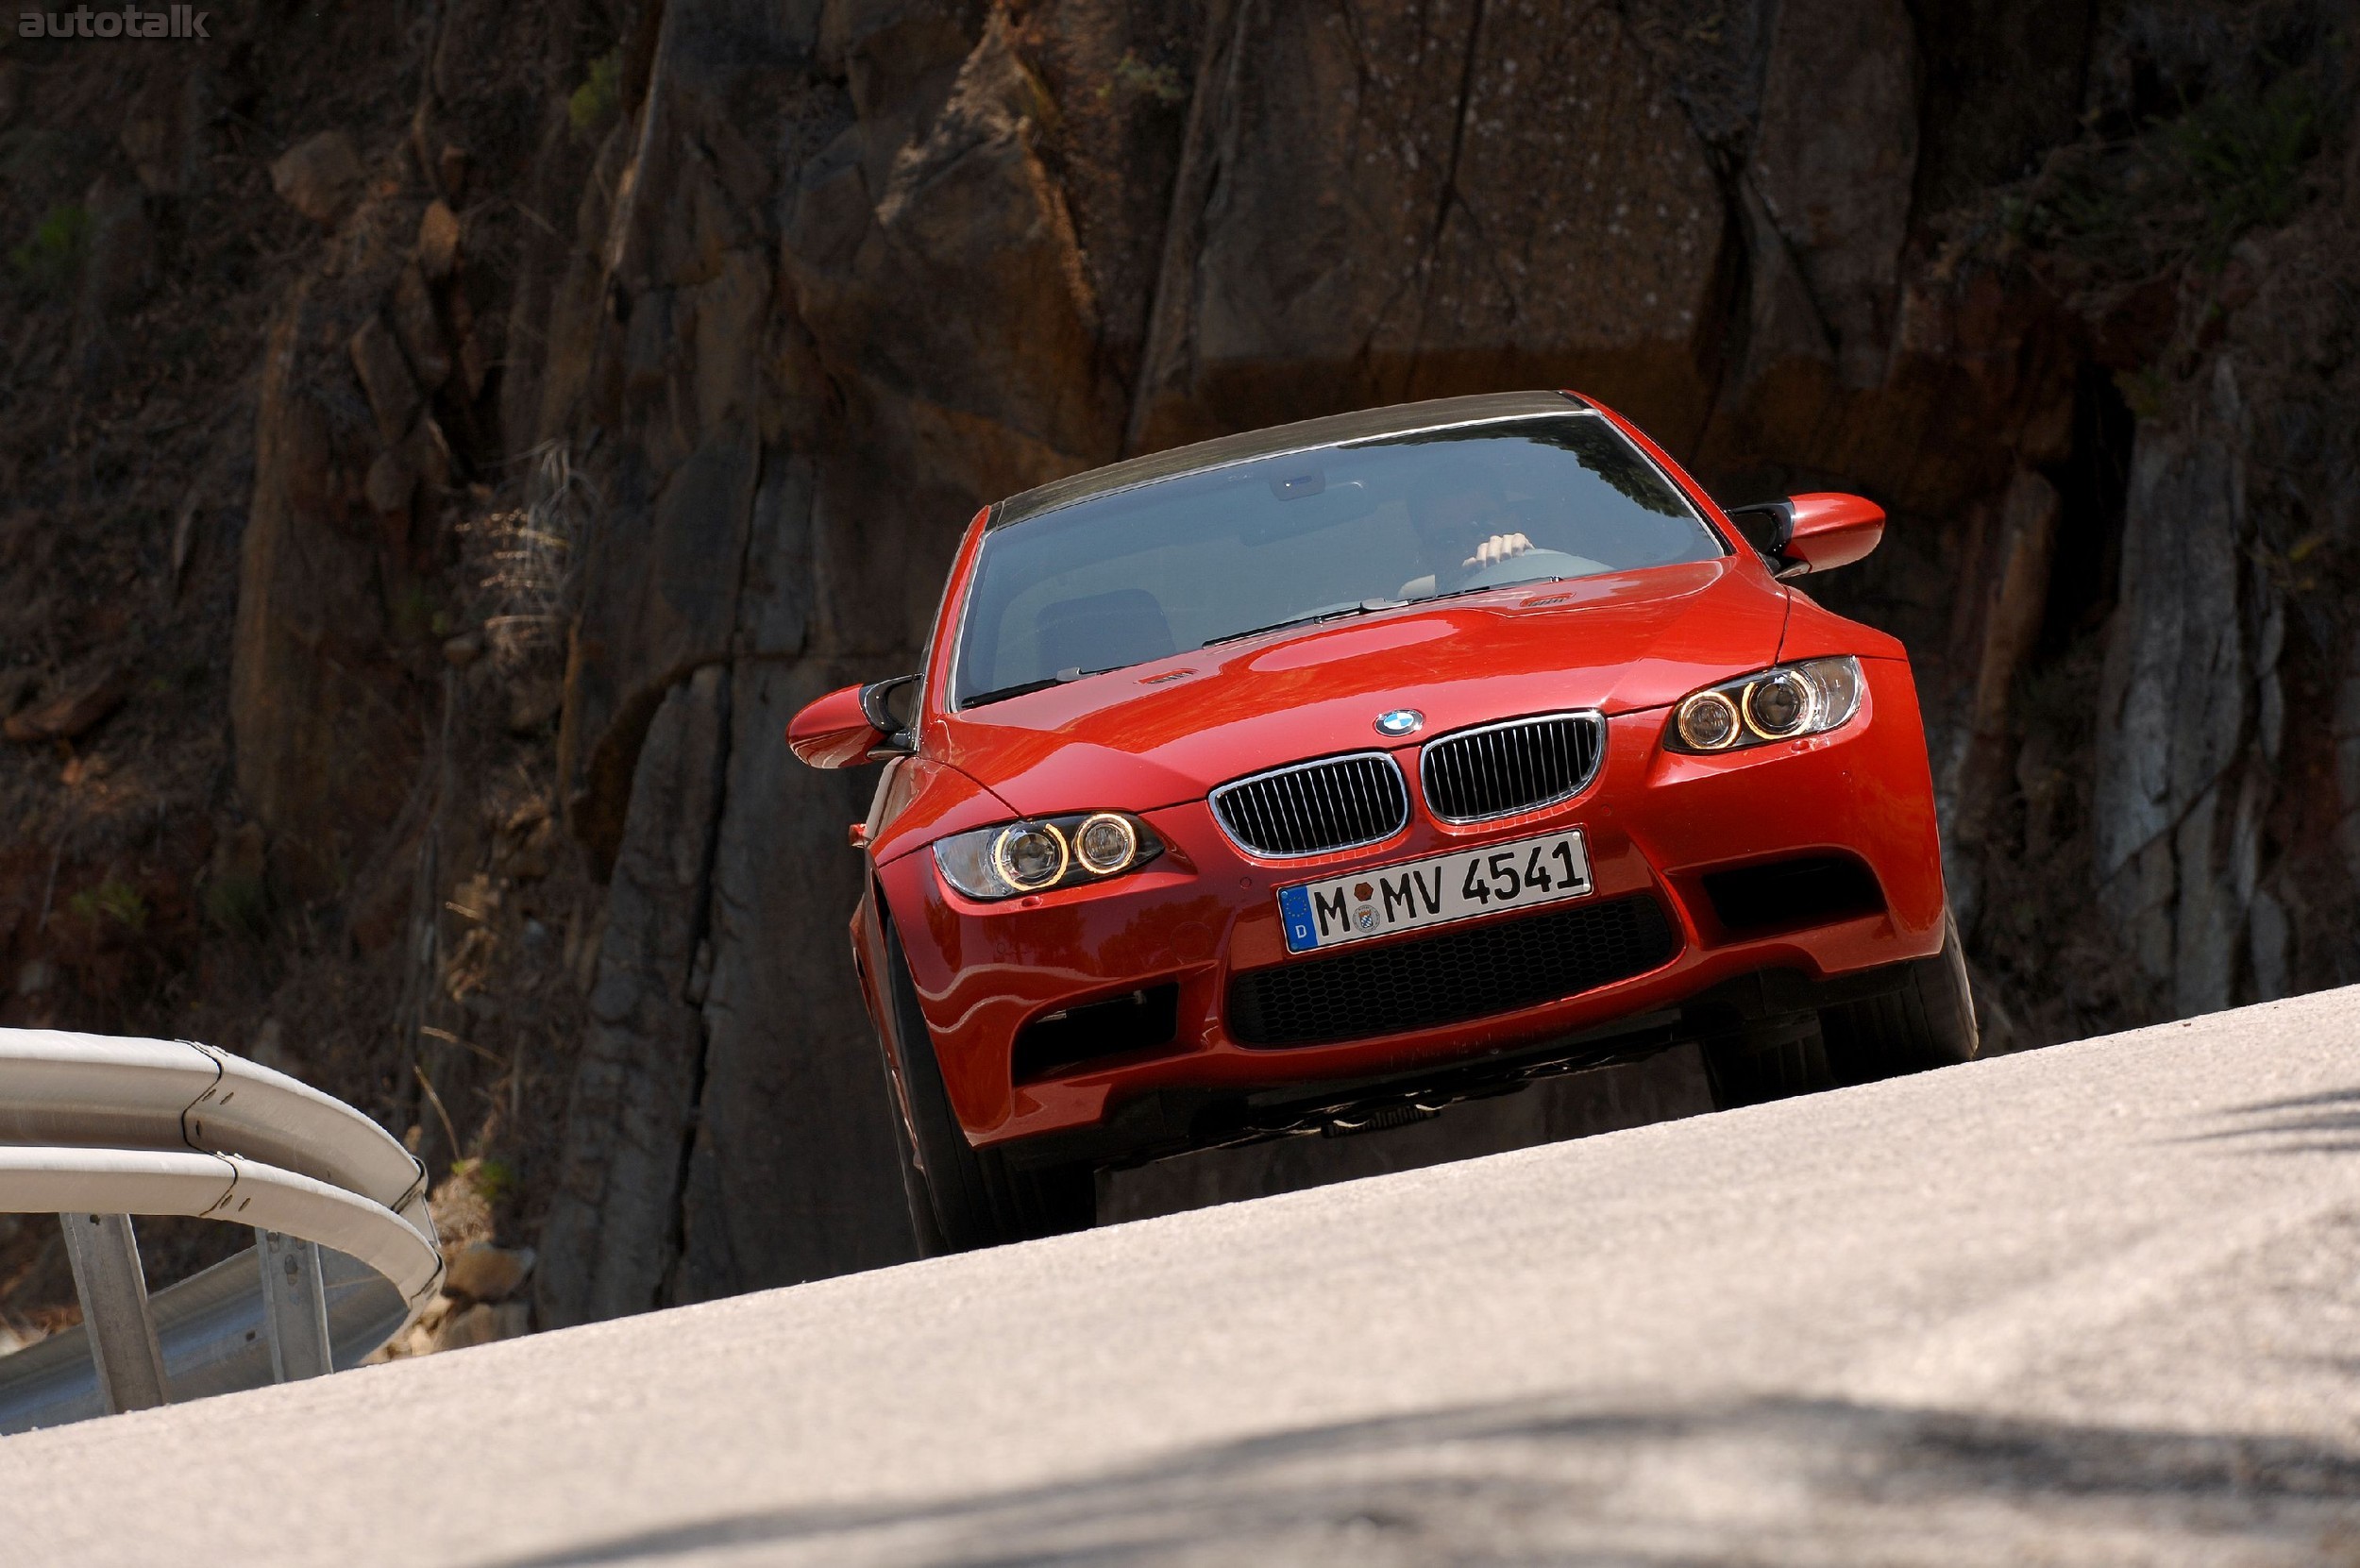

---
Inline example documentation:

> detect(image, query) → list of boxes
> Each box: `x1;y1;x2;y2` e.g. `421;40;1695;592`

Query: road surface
4;990;2358;1564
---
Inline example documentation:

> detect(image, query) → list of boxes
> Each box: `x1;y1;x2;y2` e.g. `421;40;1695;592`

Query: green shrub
1101;50;1187;106
568;50;623;139
2023;66;2324;274
69;878;148;933
449;1155;516;1203
2168;71;2320;265
8;203;89;295
202;872;270;938
389;582;443;642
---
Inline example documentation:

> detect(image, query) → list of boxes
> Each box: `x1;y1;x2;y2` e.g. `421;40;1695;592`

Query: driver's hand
1462;531;1533;570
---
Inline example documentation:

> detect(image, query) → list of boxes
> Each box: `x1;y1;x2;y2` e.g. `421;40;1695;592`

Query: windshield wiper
960;666;1111;710
1411;575;1572;607
1200;598;1408;649
962;678;1062;709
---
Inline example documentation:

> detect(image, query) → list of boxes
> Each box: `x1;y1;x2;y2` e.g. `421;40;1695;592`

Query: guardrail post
59;1213;170;1415
255;1229;333;1382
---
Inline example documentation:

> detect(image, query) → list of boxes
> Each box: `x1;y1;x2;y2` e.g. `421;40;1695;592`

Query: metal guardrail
0;1028;443;1432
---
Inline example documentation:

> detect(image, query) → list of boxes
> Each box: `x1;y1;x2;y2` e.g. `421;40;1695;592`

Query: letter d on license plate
1276;829;1593;953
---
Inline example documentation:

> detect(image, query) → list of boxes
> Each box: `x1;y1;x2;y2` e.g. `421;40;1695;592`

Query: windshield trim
993;408;1603;534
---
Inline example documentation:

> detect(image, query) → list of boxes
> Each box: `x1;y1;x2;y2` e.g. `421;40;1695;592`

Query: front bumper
879;655;1944;1157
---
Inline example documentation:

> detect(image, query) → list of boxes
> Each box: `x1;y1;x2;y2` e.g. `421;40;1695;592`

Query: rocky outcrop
2078;88;2360;1011
1937;467;2063;935
269;131;364;230
1132;0;1727;453
673;655;914;1301
231;257;430;900
2339;634;2360;885
539;665;733;1325
2;666;128;745
1745;0;1917;391
229;5;548;901
2094;369;2270;1014
788;9;1126;480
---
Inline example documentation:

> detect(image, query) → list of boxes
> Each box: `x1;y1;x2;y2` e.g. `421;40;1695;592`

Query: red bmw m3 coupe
791;391;1976;1252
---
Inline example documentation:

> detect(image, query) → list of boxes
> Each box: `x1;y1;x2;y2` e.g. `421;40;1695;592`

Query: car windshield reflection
952;413;1726;709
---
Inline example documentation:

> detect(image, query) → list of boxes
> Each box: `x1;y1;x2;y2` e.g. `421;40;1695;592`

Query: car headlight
1666;657;1863;753
933;812;1165;900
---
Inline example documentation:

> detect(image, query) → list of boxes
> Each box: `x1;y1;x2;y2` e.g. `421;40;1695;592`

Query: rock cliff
0;0;2352;1336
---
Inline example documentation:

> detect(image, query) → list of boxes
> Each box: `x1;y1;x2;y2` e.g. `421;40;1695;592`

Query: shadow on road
2194;1087;2360;1155
489;1393;2360;1567
1101;1045;1715;1224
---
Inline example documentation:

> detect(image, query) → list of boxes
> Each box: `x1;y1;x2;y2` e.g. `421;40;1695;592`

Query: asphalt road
5;990;2359;1565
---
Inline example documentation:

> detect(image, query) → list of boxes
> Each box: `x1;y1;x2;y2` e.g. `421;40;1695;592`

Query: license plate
1276;830;1593;953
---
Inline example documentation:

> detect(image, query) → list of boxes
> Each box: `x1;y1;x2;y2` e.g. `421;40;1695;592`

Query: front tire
1818;905;1980;1084
877;916;1094;1255
1700;907;1980;1108
1700;1012;1834;1109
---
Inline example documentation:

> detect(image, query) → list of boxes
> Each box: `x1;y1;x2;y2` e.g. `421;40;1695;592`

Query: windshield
952;413;1725;707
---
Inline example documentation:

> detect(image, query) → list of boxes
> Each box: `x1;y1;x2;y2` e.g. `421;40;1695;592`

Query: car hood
933;559;1790;815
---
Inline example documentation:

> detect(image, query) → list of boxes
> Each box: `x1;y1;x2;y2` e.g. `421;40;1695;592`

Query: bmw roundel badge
1374;708;1424;737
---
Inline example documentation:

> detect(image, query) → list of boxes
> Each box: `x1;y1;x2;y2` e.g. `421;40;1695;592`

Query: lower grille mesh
1226;894;1677;1048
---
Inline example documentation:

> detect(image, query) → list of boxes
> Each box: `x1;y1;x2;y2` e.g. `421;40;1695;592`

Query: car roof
991;390;1592;530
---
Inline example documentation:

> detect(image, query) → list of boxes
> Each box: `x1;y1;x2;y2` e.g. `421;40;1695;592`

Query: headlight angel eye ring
991;821;1069;891
1743;671;1812;738
935;812;1165;901
1675;688;1742;751
1668;657;1863;755
1073;812;1138;875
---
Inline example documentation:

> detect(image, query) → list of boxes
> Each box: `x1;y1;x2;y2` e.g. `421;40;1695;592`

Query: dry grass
464;440;596;675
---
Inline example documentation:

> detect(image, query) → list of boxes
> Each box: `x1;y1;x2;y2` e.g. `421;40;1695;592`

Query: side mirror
1722;493;1884;579
786;675;920;768
859;673;922;740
